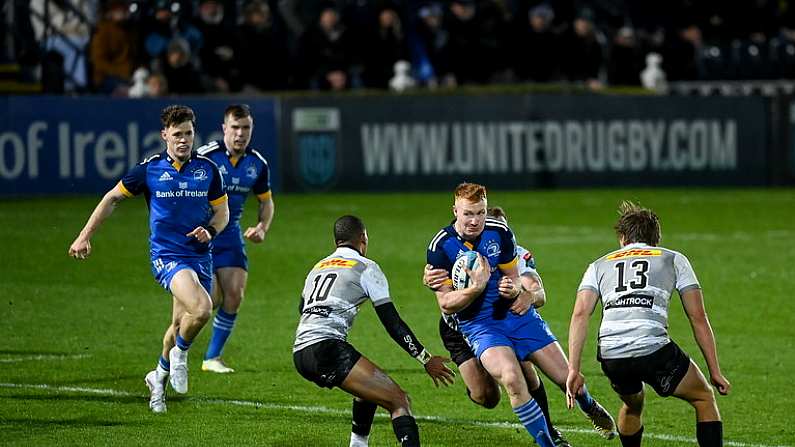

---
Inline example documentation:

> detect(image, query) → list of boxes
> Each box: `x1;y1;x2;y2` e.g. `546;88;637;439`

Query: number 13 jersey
577;243;701;360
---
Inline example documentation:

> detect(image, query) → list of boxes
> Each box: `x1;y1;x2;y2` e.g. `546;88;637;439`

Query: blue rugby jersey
197;140;271;248
118;150;227;259
427;218;525;325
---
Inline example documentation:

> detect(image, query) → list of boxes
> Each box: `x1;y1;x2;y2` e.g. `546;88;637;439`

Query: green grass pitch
1;188;793;446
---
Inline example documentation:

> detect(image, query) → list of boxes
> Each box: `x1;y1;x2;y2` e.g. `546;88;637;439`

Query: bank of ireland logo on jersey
293;108;340;189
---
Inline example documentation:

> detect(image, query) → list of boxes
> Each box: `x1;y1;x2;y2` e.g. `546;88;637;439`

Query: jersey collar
446;223;482;249
163;150;196;172
220;139;249;167
335;245;363;257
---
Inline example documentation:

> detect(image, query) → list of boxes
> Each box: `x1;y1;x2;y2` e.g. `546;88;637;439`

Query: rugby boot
144;370;167;413
168;346;189;394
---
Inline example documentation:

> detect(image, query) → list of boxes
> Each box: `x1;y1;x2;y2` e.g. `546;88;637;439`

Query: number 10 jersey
293;246;392;352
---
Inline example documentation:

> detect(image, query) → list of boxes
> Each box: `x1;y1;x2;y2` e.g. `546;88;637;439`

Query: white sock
170;345;188;360
349;433;368;447
155;365;169;382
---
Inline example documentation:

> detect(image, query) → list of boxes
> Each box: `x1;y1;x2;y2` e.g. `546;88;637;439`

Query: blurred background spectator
89;0;137;94
513;3;563;83
194;0;239;92
236;0;289;92
297;5;355;90
564;7;605;88
8;0;795;95
414;2;454;87
361;4;409;89
160;36;205;93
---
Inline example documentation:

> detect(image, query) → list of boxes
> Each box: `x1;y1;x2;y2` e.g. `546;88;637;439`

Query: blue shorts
151;256;213;295
211;244;248;270
460;313;556;361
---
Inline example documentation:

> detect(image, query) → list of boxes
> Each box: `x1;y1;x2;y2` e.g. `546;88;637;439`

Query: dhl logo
315;258;358;269
606;249;662;260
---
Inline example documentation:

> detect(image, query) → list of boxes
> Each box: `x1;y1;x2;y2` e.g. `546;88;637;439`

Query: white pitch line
0;354;92;364
0;382;788;447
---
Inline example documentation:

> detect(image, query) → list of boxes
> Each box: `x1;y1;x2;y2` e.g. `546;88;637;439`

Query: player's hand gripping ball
451;251;482;290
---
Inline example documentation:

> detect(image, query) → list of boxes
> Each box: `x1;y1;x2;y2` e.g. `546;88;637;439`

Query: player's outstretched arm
244;197;274;243
680;288;731;395
373;302;455;387
566;289;599;409
68;185;129;260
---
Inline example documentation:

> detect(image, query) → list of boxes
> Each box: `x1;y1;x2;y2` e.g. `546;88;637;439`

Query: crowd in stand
13;0;795;95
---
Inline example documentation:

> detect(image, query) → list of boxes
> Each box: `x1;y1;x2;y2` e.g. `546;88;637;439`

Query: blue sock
204;308;237;360
576;384;595;412
513;399;555;447
175;333;192;351
156;355;170;380
158;355;170;371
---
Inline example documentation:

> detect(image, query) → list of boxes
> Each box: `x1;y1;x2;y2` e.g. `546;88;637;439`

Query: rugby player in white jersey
293;215;454;447
567;201;731;447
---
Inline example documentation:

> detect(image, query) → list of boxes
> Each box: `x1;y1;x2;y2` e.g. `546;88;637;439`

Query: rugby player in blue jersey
422;206;570;446
196;104;274;373
424;183;616;445
68;105;229;413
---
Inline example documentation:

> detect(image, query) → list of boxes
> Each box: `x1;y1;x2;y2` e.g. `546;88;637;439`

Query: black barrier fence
2;94;793;197
280;94;777;192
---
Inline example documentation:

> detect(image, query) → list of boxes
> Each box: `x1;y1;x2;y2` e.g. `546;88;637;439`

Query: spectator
513;3;564;82
143;0;202;62
236;0;290;91
475;0;511;82
147;71;169;96
195;0;240;92
663;22;703;81
161;37;205;94
445;0;484;84
90;0;138;94
298;6;355;90
564;7;605;87
361;5;409;89
278;0;342;51
607;26;643;86
415;2;455;86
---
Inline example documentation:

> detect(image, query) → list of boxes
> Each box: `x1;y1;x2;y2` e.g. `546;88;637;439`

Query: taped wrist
415;349;432;365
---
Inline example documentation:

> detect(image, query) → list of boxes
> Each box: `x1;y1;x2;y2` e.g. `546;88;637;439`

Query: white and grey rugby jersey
293;247;391;352
578;243;700;359
516;245;537;276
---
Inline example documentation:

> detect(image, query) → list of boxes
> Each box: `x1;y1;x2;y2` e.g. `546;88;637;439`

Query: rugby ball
451;251;481;290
